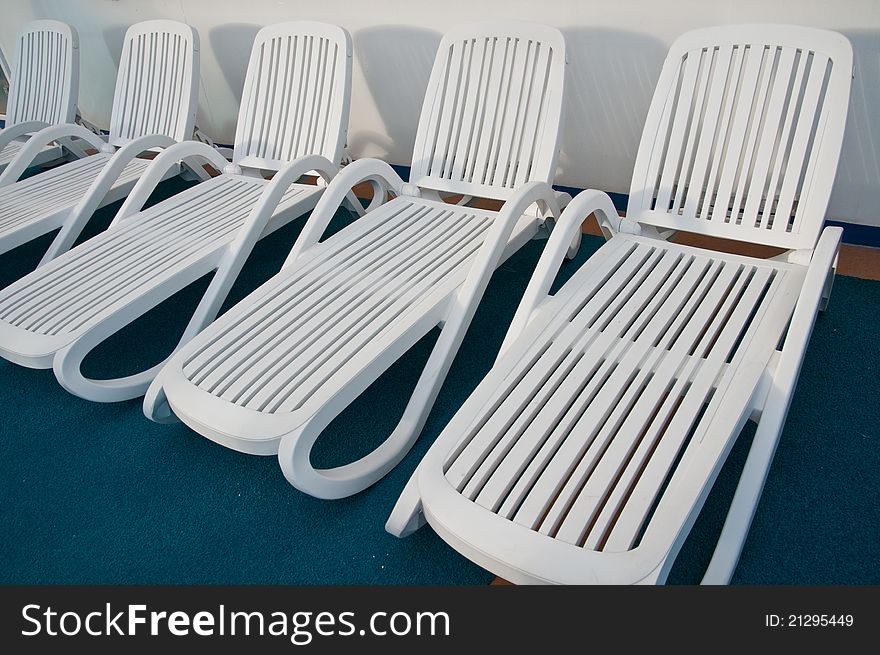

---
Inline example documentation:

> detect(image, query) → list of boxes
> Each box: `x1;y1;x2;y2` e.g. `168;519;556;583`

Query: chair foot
143;378;180;423
385;471;426;537
818;263;837;314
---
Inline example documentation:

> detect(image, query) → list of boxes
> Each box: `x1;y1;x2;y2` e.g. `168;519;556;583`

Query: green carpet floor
0;179;877;584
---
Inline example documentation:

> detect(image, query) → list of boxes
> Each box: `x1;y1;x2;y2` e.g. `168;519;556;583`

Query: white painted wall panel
1;0;876;225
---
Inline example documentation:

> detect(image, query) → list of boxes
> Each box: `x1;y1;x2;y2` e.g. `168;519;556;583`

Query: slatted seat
442;236;802;553
0;175;310;356
161;196;516;453
0;154;150;253
0;22;355;407
147;22;570;500
387;24;853;585
185;198;494;411
0;21;79;175
0;141;61;171
0;144;22;169
0;20;199;263
0;142;66;172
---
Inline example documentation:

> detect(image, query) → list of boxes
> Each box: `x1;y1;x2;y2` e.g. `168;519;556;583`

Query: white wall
1;0;877;226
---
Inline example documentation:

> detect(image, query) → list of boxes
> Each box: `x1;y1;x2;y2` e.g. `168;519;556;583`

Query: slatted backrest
232;22;352;171
6;20;79;126
409;22;567;201
629;25;852;251
107;20;199;148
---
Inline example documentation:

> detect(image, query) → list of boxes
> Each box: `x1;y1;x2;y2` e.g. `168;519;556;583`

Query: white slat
472;334;618;511
430;40;467;178
758;50;809;228
635;53;686;214
0;175;315;339
449;37;488;183
691;267;774;360
512;42;552;187
530;340;659;536
601;356;724;552
180;198;497;415
438;234;806;556
107;21;198;147
232;23;351;171
727;45;776;226
772;52;831;233
671;46;714;215
0;155;147;235
555;349;693;548
696;45;742;220
709;44;766;225
628;26;852;250
409;24;566;200
181;202;431;378
654;48;703;213
743;47;797;229
488;37;529;188
6;21;78;126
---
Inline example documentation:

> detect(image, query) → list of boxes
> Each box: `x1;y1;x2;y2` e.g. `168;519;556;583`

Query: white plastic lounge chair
387;24;853;585
0;20;79;174
0;21;355;402
0;20;199;263
144;22;573;500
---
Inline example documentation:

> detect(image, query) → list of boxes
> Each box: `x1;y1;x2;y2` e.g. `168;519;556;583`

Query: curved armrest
39;134;179;264
283;158;406;269
176;154;343;347
499;189;624;355
0;123;106;187
0;120;51;152
230;154;340;253
455;180;561;311
112;140;229;225
410;181;561;383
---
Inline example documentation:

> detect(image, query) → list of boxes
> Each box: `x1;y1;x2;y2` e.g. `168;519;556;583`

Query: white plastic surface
232;22;352;172
0;20;200;261
107;20;199;147
387;25;853;585
0;20;79;172
0;22;354;407
628;25;853;251
148;22;568;500
409;22;567;201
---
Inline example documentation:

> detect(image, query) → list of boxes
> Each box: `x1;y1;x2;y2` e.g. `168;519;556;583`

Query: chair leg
144;369;177;423
54;334;176;402
566;230;581;260
704;229;837;584
385;467;427;537
819;261;836;313
54;260;237;403
701;390;789;584
277;315;469;499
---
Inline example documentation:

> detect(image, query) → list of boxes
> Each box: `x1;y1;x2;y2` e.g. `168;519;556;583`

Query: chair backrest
107;20;199;148
232;22;352;171
409;22;567;201
629;25;853;251
6;20;79;126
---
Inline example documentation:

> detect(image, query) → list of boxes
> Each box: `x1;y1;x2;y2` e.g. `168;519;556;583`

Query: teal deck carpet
1;180;878;584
